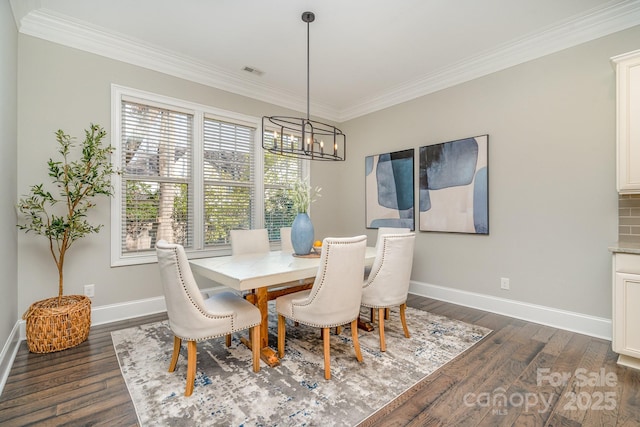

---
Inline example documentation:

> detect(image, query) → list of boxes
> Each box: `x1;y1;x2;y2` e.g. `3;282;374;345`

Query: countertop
609;241;640;255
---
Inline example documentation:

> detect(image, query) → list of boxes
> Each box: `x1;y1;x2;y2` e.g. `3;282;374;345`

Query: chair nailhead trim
288;237;366;327
168;246;260;341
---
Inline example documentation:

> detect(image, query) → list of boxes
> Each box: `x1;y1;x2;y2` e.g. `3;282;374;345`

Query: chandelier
262;11;346;161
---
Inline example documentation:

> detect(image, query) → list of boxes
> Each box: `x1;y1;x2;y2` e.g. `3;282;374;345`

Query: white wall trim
89;296;167;327
14;8;335;121
88;286;229;326
16;285;228;340
0;321;22;397
409;281;612;340
341;0;640;121
1;281;612;395
12;2;640;122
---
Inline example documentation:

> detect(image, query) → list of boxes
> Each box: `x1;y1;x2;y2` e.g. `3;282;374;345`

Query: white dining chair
276;235;367;380
155;240;261;396
363;226;411;279
375;227;411;247
280;227;293;252
230;228;270;255
361;232;415;352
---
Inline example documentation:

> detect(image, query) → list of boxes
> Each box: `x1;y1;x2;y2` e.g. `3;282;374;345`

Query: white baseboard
16;285;229;341
0;321;21;397
90;295;167;326
3;287;231;395
409;281;612;340
1;283;611;396
89;285;230;326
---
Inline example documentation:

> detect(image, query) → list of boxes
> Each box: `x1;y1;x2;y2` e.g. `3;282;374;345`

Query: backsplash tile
619;194;640;243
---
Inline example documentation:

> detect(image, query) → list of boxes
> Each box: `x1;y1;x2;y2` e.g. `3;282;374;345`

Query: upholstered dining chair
276;235;367;380
375;227;411;247
155;240;261;396
361;232;415;352
230;228;270;255
363;227;411;279
280;227;293;252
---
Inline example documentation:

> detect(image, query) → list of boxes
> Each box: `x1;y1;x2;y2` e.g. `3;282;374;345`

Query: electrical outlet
84;284;95;298
500;277;510;290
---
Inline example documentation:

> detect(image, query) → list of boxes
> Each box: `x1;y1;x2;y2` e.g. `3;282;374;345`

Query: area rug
112;305;491;426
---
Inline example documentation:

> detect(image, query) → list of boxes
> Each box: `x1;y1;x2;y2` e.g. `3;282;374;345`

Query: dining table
189;247;377;367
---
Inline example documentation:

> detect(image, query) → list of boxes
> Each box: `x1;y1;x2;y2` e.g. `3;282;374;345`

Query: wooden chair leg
385;308;390;320
225;334;231;347
322;327;331;380
185;340;197;396
251;324;260;372
351;319;363;362
370;307;375;323
378;308;386;352
169;336;181;372
400;303;410;338
335;325;342;335
278;315;286;358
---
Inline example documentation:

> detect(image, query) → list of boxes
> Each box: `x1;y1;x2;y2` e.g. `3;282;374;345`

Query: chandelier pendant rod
261;11;345;161
306;15;310;121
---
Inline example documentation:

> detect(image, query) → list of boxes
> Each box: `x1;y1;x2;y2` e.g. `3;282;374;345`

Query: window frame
110;84;307;266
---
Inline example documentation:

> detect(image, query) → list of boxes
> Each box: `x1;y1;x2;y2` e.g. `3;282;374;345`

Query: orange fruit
313;240;322;247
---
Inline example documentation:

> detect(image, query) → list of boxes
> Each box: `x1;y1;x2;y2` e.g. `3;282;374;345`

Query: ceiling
10;0;640;121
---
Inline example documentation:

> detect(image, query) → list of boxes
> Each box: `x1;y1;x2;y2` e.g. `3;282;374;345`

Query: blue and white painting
365;149;414;230
419;135;488;234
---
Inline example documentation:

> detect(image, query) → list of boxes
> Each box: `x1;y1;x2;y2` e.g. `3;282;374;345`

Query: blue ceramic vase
291;213;314;255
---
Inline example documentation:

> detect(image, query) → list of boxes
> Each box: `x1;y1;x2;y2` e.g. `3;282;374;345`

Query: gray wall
313;26;640;319
0;0;18;347
16;35;303;313
14;23;639;321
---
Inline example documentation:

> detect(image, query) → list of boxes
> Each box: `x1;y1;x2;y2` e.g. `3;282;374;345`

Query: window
264;149;301;241
111;85;304;266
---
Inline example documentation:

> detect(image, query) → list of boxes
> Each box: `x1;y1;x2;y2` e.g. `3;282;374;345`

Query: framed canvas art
419;135;488;234
365;148;414;230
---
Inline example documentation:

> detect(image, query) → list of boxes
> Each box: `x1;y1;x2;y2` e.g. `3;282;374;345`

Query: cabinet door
615;51;640;193
613;272;640;357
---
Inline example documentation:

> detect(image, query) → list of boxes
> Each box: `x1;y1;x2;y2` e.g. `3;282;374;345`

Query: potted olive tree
18;124;114;353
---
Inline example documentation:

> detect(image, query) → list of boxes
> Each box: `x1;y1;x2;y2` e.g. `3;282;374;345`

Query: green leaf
16;123;115;297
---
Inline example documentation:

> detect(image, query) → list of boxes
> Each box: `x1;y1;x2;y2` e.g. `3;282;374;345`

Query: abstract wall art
365;148;414;230
419;135;488;234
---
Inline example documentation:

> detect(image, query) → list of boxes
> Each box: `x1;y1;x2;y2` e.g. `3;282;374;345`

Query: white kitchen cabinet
612;49;640;194
612;251;640;369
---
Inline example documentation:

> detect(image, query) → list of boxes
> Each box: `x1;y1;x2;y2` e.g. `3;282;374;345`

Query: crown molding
16;8;338;121
8;0;41;28
14;2;640;123
339;0;640;121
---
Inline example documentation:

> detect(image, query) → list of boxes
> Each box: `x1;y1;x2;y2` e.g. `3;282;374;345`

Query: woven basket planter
22;295;91;353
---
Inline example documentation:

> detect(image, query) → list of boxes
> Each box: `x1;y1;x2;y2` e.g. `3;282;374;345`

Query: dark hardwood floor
0;295;638;426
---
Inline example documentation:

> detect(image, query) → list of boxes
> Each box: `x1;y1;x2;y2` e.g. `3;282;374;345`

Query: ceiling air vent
242;66;264;76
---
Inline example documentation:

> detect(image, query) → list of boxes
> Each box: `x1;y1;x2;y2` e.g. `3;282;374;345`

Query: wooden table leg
357;317;375;332
256;288;268;348
239;336;280;367
243;282;318;368
250;287;281;367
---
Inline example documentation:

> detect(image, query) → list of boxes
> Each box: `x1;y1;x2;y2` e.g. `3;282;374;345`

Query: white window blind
203;117;255;247
120;100;193;253
264;149;302;241
111;85;305;265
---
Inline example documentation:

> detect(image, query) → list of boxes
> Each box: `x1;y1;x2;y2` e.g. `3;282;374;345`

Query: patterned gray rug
112;305;491;426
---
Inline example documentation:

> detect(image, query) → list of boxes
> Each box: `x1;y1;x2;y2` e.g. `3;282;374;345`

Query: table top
189;247;377;291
